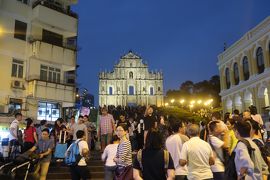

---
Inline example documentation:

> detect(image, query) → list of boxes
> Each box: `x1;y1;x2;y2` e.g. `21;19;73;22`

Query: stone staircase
47;151;104;180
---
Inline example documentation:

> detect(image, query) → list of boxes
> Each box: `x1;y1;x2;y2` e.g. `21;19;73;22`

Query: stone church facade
99;51;164;107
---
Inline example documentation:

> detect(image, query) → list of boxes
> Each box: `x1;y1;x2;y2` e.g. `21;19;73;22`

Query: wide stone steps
47;151;104;180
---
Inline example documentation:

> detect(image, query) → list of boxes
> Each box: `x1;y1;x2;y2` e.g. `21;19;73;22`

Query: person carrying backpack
133;128;175;180
65;130;90;180
231;120;269;179
249;119;270;179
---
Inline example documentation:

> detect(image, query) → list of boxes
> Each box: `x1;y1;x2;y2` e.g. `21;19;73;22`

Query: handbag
114;165;133;180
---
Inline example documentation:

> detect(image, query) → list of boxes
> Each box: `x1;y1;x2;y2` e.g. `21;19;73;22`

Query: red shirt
24;127;36;143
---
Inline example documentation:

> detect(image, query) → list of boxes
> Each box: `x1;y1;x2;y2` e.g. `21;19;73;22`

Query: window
158;87;161;91
109;87;113;95
65;70;76;84
129;86;134;95
233;63;239;85
225;68;230;89
143;87;146;92
14;20;27;41
243;57;250;80
40;65;48;81
102;86;105;92
48;67;60;83
37;102;60;121
8;98;22;114
42;29;63;46
256;47;265;74
11;59;23;78
150;87;154;95
40;65;61;83
129;72;133;79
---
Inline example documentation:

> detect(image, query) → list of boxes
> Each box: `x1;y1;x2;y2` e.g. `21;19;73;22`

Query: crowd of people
4;113;96;180
100;105;270;180
2;104;270;180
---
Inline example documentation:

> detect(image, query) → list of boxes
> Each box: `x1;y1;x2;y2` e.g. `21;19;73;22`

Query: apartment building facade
0;0;78;122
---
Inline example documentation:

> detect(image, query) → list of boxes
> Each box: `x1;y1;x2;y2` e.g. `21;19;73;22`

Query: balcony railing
32;0;78;19
26;75;76;86
29;37;77;51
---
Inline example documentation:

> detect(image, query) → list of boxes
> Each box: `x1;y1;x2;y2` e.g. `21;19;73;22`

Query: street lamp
197;100;202;104
190;100;195;104
189;104;194;112
0;27;4;36
180;99;185;104
165;103;169;106
170;99;175;103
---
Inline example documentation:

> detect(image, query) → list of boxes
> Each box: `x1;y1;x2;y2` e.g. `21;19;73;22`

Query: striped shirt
116;140;132;166
99;114;114;135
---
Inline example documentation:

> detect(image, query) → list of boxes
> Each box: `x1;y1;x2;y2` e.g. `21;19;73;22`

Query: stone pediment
121;51;141;59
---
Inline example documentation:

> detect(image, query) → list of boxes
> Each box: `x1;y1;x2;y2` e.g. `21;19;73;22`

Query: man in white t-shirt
9;112;23;141
67;130;89;180
166;120;189;180
180;124;214;180
9;112;23;157
208;120;229;180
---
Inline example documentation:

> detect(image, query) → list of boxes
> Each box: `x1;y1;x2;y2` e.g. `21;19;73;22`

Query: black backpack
224;139;255;180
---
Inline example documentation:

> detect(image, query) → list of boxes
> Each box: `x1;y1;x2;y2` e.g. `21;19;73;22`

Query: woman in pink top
23;118;38;152
249;105;264;125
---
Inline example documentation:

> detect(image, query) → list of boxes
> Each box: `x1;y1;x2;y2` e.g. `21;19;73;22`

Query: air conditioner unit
11;80;25;90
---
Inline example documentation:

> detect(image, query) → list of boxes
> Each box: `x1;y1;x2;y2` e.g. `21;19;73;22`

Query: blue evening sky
72;0;270;104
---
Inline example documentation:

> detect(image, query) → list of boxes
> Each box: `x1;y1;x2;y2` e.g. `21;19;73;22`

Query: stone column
219;68;225;90
222;99;226;113
258;97;266;114
239;92;245;112
243;90;253;110
267;84;270;107
263;47;270;69
251;87;260;110
238;58;244;82
230;68;235;87
248;47;257;76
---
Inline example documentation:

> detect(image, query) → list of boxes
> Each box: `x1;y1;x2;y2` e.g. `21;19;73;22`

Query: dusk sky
72;0;270;104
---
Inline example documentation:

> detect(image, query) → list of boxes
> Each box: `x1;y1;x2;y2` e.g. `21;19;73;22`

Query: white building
218;16;270;115
99;51;164;107
0;0;78;122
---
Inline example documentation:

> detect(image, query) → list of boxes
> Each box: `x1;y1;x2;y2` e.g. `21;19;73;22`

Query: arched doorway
244;90;253;109
234;94;242;112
